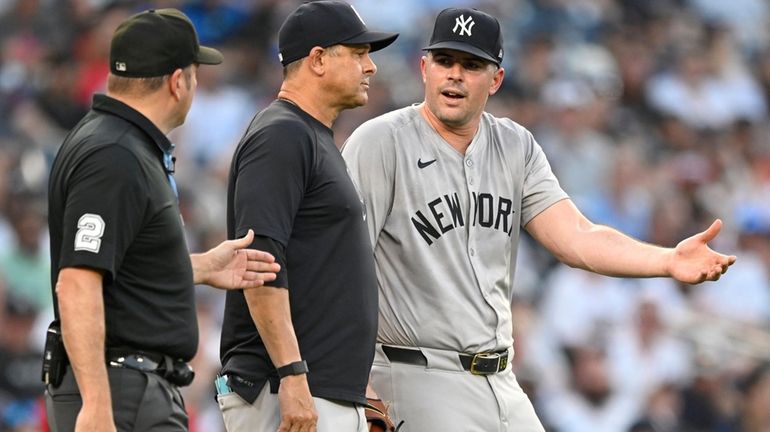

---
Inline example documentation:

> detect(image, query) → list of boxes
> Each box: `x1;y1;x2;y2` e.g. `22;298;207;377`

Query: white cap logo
453;14;475;37
115;62;127;72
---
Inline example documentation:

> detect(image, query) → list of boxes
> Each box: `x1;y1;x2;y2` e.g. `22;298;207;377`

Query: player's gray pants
371;344;545;432
217;384;367;432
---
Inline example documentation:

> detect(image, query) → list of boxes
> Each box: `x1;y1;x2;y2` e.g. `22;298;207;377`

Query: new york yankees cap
110;8;223;78
278;1;399;66
424;7;503;65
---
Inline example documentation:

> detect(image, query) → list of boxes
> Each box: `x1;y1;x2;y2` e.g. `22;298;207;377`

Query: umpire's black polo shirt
48;94;197;360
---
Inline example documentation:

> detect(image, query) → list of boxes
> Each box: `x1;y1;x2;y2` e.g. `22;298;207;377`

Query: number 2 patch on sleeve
74;213;105;253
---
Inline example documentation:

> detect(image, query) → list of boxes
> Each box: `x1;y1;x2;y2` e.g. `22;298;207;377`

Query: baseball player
341;7;736;431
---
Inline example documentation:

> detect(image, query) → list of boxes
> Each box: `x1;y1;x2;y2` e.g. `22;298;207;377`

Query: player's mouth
440;89;466;100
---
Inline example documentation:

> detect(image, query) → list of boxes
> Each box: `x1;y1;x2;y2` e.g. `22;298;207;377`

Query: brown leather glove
365;397;401;432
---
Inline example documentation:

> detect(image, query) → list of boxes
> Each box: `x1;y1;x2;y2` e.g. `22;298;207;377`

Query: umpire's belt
381;345;509;375
106;348;194;387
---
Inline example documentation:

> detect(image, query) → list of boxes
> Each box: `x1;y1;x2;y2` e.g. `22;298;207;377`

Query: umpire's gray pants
45;366;187;432
370;344;546;432
217;384;367;432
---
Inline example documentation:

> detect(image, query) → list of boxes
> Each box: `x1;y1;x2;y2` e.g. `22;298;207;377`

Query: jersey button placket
466;157;474;185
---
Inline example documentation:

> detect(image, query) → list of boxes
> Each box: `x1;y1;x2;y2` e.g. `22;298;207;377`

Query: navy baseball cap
278;1;399;66
424;8;503;66
110;8;223;78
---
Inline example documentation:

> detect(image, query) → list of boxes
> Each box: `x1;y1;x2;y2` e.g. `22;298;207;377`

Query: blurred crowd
1;0;769;431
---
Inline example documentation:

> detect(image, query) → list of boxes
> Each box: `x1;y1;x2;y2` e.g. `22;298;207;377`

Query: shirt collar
91;94;174;155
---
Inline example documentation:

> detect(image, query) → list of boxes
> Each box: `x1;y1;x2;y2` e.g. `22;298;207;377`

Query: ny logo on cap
115;62;127;72
453;14;475;36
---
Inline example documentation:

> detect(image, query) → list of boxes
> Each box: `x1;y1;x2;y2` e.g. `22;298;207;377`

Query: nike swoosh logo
418;158;437;169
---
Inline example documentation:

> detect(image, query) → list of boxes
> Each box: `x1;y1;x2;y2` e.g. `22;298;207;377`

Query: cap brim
196;45;224;65
423;41;499;65
342;31;399;53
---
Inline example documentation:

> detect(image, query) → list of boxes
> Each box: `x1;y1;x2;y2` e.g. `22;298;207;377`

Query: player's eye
464;61;483;71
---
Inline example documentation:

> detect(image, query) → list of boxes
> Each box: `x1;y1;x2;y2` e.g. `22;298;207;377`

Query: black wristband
277;360;309;378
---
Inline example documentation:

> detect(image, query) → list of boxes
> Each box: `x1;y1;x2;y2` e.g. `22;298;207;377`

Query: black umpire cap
424;7;503;66
277;1;399;66
110;8;224;78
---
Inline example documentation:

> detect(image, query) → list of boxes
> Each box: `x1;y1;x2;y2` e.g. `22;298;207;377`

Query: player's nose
446;62;463;80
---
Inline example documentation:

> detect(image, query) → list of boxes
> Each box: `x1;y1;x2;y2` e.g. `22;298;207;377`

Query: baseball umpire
216;2;398;431
342;7;736;431
45;9;280;431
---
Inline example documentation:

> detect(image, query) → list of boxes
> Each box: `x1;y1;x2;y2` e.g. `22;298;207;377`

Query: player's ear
489;66;505;96
420;56;428;84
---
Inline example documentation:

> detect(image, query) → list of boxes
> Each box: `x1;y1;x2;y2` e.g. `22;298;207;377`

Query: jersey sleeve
520;129;569;226
58;145;149;281
249;234;289;289
341;118;396;248
232;120;313;248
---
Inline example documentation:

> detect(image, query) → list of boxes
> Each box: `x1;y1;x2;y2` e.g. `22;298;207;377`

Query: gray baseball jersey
342;104;568;353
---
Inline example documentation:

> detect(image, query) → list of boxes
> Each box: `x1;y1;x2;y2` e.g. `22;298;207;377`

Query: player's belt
382;345;509;375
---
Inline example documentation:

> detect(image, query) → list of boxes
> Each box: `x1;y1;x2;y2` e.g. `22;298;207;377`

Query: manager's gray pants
218;384;367;432
45;366;187;432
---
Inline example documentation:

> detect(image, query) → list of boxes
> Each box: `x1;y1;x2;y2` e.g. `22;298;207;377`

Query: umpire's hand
192;229;281;289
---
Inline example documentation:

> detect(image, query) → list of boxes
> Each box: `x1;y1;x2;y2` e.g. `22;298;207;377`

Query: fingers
239;253;279;286
277;424;315;432
239;271;277;288
715;254;736;273
229;229;256;249
227;231;279;265
245;248;277;264
698;219;722;243
242;271;277;283
277;416;317;432
298;423;316;432
248;259;280;272
703;259;734;281
246;264;281;277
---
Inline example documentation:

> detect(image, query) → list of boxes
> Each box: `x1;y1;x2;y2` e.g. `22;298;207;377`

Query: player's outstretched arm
525;199;736;283
191;229;281;289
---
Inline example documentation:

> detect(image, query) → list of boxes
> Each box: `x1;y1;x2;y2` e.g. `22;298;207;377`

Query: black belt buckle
469;351;508;375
